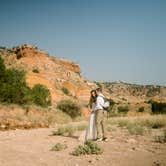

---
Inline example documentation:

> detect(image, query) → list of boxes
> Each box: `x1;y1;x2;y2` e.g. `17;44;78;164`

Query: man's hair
96;87;102;92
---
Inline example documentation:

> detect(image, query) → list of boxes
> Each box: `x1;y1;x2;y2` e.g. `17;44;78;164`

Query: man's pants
96;109;106;138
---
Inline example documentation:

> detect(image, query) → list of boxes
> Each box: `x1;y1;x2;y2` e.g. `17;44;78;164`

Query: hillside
0;44;97;104
0;44;166;114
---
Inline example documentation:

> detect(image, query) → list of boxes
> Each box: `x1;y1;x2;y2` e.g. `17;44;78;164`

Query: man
95;88;108;142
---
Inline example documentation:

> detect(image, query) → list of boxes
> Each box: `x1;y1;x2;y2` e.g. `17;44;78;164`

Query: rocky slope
96;81;166;114
0;44;97;104
0;44;166;113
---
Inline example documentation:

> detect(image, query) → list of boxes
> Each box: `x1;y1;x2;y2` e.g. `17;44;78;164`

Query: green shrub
138;107;145;112
145;118;165;129
149;100;166;114
0;56;51;107
31;84;51;107
52;127;67;136
57;100;81;118
118;120;129;128
51;143;67;151
52;125;75;136
0;56;5;80
72;140;103;156
0;82;30;104
0;68;30;105
52;124;87;136
32;68;39;73
4;69;26;84
117;106;129;115
61;87;70;95
126;124;144;135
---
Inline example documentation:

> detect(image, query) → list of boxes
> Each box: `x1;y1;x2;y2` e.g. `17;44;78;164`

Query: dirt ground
0;124;166;166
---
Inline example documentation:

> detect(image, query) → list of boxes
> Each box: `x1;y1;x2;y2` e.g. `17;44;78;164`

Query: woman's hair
88;90;97;108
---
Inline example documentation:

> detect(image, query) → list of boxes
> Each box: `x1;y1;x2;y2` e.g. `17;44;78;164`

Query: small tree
61;87;70;95
31;84;51;107
57;99;81;118
0;67;30;104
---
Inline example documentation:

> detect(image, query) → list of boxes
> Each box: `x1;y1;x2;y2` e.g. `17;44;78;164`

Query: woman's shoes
95;138;103;142
102;137;108;142
95;137;108;142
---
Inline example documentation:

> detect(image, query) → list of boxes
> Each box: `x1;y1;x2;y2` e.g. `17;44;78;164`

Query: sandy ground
0;124;166;166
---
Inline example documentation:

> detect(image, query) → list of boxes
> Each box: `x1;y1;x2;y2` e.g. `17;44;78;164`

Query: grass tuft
154;129;166;143
51;143;67;151
52;124;87;136
72;140;103;156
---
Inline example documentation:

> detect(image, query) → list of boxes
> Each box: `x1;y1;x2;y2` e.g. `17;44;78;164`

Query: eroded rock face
1;44;166;109
0;44;96;103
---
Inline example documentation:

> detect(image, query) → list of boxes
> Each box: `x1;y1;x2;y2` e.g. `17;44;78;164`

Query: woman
85;90;97;141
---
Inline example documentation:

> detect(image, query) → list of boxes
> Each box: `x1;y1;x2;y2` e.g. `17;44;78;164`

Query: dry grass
107;115;166;135
107;115;166;128
0;104;73;130
52;124;87;136
51;143;68;151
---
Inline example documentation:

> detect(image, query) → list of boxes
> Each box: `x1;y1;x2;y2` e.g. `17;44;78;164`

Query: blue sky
0;0;166;85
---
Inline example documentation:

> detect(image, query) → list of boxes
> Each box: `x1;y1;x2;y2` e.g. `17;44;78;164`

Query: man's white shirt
95;93;105;110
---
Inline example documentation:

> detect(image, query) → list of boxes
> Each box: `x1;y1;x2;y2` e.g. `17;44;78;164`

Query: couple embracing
85;88;108;142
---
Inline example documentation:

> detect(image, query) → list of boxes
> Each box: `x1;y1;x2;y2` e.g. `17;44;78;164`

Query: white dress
85;103;97;141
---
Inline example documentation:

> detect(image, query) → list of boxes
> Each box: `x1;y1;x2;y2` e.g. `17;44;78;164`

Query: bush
72;140;103;156
138;107;145;112
61;87;70;96
57;100;81;118
154;102;166;114
0;82;30;104
0;56;51;107
0;56;5;80
51;143;67;151
149;100;166;114
145;118;165;129
52;125;75;136
117;106;129;115
52;124;87;136
126;124;144;135
154;129;166;143
118;119;129;128
31;84;51;107
0;68;30;105
32;68;39;73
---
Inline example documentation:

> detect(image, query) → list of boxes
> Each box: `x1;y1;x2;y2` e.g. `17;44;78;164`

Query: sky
0;0;166;85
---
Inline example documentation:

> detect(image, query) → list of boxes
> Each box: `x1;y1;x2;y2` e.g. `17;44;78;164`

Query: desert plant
52;126;67;136
117;106;129;115
52;125;75;136
154;129;166;143
32;68;39;73
149;100;166;114
138;107;145;112
72;140;103;156
0;56;5;80
126;124;144;135
61;87;70;95
51;143;67;151
52;124;87;136
118;119;129;128
0;67;31;105
57;99;81;118
144;118;166;129
31;84;51;107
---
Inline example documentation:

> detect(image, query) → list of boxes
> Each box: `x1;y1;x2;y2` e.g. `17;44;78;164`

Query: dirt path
0;125;166;166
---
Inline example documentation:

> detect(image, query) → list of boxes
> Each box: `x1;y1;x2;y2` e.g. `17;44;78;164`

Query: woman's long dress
85;103;97;141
